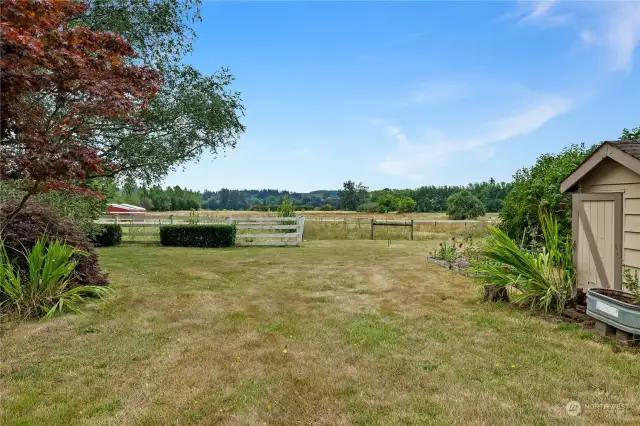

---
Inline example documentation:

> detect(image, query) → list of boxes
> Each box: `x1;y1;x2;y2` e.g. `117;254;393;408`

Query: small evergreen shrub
91;224;122;247
159;225;236;248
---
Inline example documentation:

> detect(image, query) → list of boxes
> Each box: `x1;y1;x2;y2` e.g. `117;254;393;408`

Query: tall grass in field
303;218;490;241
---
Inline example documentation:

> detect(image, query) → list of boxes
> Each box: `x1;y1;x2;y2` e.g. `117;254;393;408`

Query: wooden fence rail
370;219;415;240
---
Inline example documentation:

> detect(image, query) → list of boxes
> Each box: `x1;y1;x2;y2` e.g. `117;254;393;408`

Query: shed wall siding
581;158;640;186
579;159;640;291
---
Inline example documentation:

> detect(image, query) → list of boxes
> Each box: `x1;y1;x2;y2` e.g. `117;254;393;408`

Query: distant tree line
201;189;340;211
108;179;512;215
112;184;202;211
337;178;512;214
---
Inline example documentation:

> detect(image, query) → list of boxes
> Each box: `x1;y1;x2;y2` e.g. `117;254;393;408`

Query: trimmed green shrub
91;224;122;247
159;225;236;248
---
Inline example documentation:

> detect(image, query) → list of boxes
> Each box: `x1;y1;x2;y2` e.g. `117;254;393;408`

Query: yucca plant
0;238;113;320
471;210;574;313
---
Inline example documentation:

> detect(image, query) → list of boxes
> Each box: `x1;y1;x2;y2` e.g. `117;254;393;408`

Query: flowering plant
431;237;461;262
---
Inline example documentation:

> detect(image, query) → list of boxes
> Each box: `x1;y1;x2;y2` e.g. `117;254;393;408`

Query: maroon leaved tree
0;0;161;232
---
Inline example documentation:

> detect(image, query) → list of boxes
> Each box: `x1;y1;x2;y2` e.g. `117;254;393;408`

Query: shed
560;141;640;292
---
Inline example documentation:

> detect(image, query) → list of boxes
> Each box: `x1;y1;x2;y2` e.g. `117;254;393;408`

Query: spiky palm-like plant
471;211;574;313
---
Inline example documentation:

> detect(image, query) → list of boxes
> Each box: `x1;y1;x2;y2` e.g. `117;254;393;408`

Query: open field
1;241;639;425
142;210;500;222
105;211;497;243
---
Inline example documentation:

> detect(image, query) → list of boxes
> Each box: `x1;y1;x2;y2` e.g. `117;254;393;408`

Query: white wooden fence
231;216;305;246
97;214;305;247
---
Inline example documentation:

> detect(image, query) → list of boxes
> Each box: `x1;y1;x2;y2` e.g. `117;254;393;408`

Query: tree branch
0;181;40;234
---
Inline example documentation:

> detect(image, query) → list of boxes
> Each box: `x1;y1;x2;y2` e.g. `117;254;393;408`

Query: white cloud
581;3;640;71
510;1;640;71
406;80;469;105
517;0;571;26
372;92;573;179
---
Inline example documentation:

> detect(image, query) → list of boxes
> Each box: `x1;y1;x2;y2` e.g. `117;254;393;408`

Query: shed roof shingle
611;141;640;160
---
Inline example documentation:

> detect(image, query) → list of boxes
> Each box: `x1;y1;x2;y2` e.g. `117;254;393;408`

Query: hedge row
91;224;122;247
159;225;236;248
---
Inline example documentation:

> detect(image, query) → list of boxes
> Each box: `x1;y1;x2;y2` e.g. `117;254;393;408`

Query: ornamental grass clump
471;210;574;313
0;238;112;320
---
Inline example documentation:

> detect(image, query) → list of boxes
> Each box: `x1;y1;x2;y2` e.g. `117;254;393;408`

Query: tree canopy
74;0;245;183
621;126;640;141
447;190;486;220
499;126;638;245
0;0;160;230
339;181;369;211
499;144;595;244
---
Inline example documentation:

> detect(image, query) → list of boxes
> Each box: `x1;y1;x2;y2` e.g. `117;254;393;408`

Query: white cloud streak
511;1;640;71
372;93;572;179
406;80;469;105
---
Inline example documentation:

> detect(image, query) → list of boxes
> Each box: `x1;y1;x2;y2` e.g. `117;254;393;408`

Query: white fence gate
97;214;305;247
231;216;305;246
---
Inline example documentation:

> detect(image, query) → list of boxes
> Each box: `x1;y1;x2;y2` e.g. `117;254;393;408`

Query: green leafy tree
339;181;368;211
74;0;246;183
396;196;416;213
376;193;397;213
447;190;486;220
499;144;594;244
278;196;296;217
621;126;640;141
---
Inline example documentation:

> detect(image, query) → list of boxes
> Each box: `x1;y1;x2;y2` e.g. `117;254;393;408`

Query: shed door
572;193;622;291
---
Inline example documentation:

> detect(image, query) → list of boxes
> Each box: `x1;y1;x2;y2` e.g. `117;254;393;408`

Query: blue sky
165;1;640;192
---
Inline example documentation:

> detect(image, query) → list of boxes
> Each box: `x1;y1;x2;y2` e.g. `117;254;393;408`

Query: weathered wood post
410;220;414;240
169;214;174;225
370;219;374;240
226;216;231;225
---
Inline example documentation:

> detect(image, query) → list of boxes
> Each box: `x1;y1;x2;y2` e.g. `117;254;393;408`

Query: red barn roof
107;203;146;214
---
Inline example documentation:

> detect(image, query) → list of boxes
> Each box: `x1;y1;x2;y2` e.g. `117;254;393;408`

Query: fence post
169;214;174;225
226;216;231;225
297;216;305;246
410;220;414;240
114;214;119;224
370;219;374;240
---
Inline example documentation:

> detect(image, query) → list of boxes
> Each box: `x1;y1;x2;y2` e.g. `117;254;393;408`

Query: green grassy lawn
1;241;639;425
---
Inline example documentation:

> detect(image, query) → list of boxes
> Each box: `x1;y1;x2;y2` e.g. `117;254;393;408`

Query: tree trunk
484;285;508;302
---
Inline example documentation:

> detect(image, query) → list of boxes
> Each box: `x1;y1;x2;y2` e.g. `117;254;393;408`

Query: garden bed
426;255;471;272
